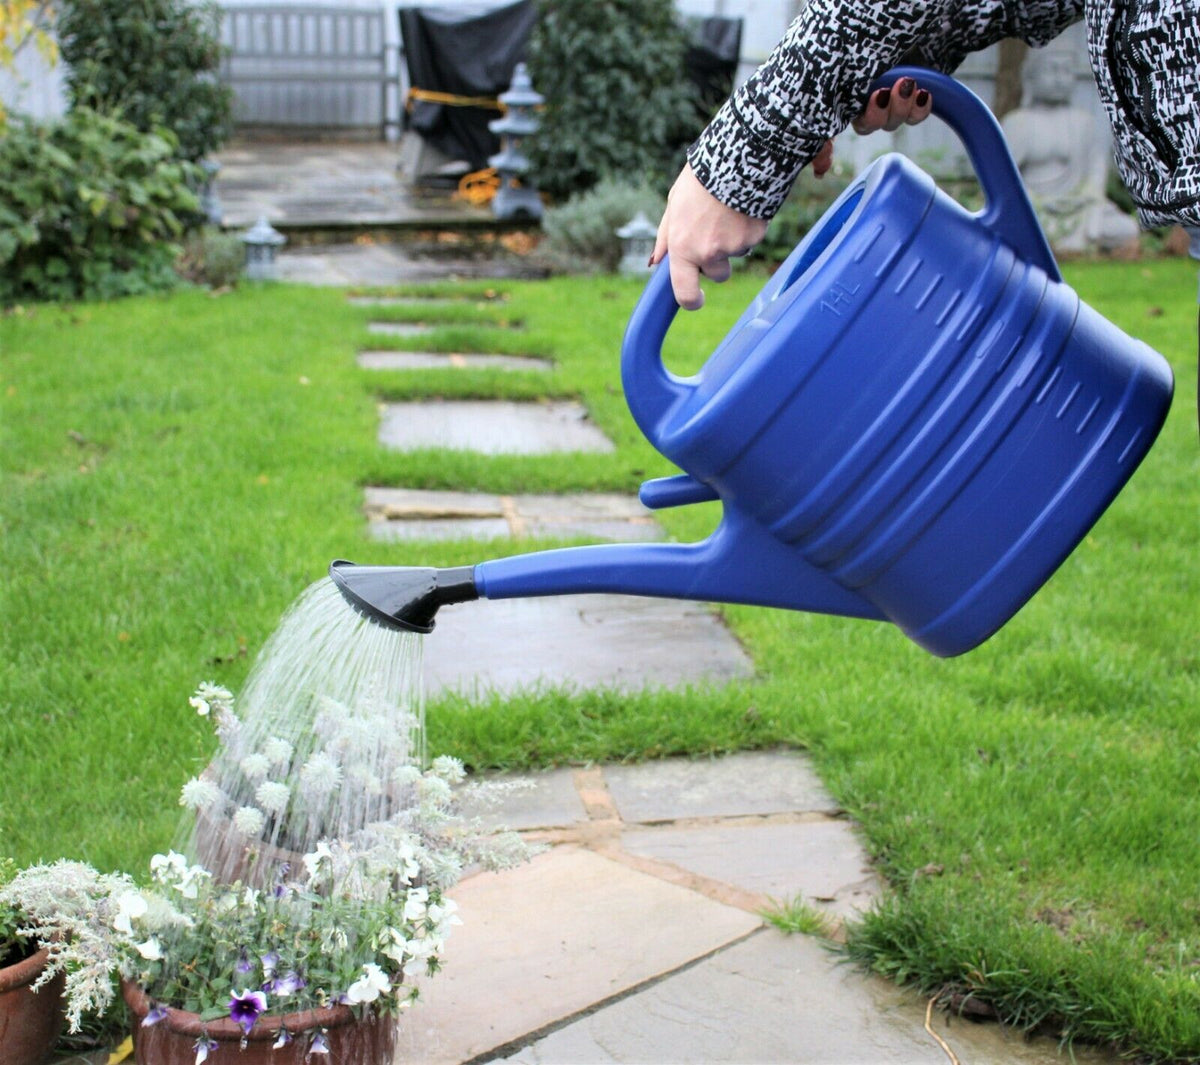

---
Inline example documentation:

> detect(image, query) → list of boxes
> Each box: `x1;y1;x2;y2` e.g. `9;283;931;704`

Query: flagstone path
392;752;1118;1065
358;352;552;372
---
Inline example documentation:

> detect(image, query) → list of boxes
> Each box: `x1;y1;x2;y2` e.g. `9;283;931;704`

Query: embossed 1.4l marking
820;281;860;316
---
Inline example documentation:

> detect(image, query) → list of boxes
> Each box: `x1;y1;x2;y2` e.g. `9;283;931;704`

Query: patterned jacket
687;0;1200;229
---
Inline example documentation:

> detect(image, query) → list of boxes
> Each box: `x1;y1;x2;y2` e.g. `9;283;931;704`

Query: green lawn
1;259;1197;1060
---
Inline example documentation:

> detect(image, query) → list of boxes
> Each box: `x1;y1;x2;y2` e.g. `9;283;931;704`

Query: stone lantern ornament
616;211;659;276
488;63;544;221
240;216;287;281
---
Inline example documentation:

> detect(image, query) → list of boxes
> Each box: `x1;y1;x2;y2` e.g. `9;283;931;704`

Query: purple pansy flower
193;1036;218;1064
235;949;254;974
264;970;306;997
261;951;279;977
142;1003;169;1027
309;1029;330;1055
273;1027;293;1049
229;988;268;1035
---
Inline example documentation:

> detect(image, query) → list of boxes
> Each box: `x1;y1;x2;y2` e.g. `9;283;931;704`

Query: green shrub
176;227;244;289
539;178;664;273
755;170;854;265
526;0;704;201
57;0;232;162
0;109;200;304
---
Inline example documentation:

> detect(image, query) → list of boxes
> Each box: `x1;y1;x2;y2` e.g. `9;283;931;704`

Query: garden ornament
331;69;1172;657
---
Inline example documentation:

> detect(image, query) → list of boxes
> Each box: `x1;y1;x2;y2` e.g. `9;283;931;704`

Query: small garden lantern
488;63;544;221
616;211;659;276
240;216;286;281
199;159;223;227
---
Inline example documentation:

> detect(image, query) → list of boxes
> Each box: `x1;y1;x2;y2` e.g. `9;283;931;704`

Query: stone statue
1002;49;1139;253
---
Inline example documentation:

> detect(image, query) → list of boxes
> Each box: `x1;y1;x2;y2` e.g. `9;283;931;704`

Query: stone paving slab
364;487;662;543
425;595;752;696
460;768;588;831
603;751;840;823
394;846;762;1065
358;351;552;372
620;820;880;918
379;401;615;454
367;320;435;337
495;929;1116;1065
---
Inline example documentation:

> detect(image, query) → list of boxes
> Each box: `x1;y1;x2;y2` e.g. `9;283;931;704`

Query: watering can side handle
621;254;695;438
870;66;1062;284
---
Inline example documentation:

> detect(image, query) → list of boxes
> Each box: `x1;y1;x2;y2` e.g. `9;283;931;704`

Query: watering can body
348;68;1173;657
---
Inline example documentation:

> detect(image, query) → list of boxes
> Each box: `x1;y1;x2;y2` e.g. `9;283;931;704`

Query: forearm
688;0;1083;219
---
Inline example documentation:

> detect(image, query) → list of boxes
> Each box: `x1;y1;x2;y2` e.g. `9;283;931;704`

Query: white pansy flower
150;851;188;884
345;963;391;1004
232;805;266;838
298;751;342;795
302;842;333;884
239;753;270;781
136;937;163;961
175;864;210;900
188;695;210;717
401;887;428;923
428;898;462;933
178;777;222;812
242;886;261;911
262;737;293;767
113;892;148;935
255;780;290;816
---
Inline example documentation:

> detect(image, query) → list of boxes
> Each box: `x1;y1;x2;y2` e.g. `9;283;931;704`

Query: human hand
650;162;768;311
653;76;933;311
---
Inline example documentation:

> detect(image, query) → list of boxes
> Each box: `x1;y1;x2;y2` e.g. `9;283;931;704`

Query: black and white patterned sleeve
687;0;1084;219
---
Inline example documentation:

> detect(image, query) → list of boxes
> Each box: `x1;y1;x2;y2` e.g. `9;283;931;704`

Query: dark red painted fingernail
915;89;930;107
875;88;890;107
898;77;915;99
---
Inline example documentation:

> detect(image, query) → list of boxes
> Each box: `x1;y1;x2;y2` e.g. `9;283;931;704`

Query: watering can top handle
621;68;1063;438
873;66;1061;282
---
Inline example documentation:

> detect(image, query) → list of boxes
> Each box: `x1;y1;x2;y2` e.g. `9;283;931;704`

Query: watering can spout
329;508;885;637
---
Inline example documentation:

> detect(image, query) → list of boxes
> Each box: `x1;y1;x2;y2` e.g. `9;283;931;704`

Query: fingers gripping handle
621;254;695;441
871;66;1061;283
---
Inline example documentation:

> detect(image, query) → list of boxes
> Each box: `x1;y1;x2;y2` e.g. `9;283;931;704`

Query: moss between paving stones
2;260;1198;1061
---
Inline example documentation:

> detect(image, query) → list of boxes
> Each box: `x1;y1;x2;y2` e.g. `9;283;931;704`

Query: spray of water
180;578;426;885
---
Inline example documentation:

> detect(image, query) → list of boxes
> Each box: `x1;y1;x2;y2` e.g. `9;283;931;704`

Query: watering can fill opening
330;67;1172;657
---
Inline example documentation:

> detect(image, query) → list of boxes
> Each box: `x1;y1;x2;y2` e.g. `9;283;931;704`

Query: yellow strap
407;87;504;112
108;1036;134;1063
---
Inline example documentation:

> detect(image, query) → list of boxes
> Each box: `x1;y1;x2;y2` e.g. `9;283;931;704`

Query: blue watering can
332;68;1173;657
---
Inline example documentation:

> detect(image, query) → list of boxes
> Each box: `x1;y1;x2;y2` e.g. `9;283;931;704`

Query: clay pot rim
121;978;357;1043
0;945;50;994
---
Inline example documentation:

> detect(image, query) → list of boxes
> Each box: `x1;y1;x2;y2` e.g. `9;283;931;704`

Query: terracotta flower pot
122;980;396;1065
0;946;66;1065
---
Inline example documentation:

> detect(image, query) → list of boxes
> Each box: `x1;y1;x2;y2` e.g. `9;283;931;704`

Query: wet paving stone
363;487;660;542
357;351;552;372
378;401;615;454
424;595;752;696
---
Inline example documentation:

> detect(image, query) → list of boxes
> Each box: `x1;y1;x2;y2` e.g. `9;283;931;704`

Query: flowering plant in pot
0;858;68;1065
0;859;130;1060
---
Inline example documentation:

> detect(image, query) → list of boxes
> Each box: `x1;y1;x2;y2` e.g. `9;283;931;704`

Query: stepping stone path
378;400;615;454
393;752;1117;1065
363;487;662;543
358;351;551;372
